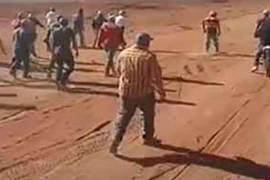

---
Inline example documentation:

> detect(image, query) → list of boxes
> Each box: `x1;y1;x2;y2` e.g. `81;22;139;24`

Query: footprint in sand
183;65;193;75
196;64;205;73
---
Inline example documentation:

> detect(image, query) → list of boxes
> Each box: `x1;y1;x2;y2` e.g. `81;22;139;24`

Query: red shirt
98;22;121;49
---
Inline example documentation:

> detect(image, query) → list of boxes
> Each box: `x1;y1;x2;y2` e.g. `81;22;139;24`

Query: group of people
3;7;270;155
9;7;128;87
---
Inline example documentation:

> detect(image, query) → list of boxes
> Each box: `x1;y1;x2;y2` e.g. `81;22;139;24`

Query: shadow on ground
117;143;270;180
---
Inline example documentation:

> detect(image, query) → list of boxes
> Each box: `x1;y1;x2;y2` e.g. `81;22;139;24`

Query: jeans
206;33;219;52
104;47;117;75
75;29;85;47
114;93;156;145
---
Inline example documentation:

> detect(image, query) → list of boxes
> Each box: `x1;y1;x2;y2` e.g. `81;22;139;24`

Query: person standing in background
92;10;106;48
98;16;121;77
202;11;221;53
115;10;127;49
73;8;86;48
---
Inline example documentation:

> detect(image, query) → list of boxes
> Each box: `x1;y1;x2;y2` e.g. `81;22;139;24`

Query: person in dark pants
115;10;127;49
202;11;221;53
47;15;63;79
92;10;106;48
98;16;121;77
10;20;31;79
252;9;270;72
109;33;166;155
26;13;45;58
73;8;85;48
51;18;78;90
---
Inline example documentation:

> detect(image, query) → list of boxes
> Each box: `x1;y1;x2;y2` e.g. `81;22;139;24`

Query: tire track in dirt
167;82;267;180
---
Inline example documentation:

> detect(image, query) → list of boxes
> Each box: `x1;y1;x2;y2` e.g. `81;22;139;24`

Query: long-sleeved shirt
73;12;84;31
52;26;77;55
116;45;165;98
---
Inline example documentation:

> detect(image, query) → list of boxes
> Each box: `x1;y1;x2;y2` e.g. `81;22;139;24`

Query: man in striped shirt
110;33;166;155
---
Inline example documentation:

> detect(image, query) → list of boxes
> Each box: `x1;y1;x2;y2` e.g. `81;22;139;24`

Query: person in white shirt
115;10;127;48
46;7;57;27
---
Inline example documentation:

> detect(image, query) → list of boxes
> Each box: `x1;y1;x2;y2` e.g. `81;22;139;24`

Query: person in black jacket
52;18;79;90
73;8;85;48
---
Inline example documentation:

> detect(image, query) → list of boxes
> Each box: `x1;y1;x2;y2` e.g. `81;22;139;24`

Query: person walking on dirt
98;16;121;77
202;11;221;53
252;9;270;72
26;13;45;58
115;10;127;49
92;10;106;48
109;33;166;155
10;19;32;79
47;15;63;79
73;8;86;48
51;18;78;90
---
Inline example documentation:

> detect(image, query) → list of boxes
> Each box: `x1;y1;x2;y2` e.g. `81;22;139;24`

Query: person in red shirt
98;16;122;77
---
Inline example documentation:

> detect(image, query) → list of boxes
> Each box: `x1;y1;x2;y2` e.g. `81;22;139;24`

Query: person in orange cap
202;11;221;53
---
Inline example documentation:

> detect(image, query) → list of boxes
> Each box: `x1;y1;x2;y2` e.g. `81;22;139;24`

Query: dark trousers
75;29;85;47
119;27;126;47
114;93;156;145
206;33;219;52
104;47;117;76
29;33;37;57
254;42;264;66
11;49;30;77
92;28;100;48
55;50;74;84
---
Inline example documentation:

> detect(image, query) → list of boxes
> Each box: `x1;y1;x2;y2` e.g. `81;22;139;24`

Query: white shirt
46;11;57;27
115;15;126;28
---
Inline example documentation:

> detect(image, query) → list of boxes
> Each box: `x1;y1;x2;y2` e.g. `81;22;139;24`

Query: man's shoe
143;137;162;146
251;66;259;72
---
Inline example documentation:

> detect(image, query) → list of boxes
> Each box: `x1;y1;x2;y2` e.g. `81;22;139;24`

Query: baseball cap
136;33;154;45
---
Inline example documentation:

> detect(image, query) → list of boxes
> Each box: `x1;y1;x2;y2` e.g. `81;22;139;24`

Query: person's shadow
116;143;270;179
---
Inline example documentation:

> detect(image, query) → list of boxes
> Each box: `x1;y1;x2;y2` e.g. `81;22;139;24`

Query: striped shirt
117;45;164;98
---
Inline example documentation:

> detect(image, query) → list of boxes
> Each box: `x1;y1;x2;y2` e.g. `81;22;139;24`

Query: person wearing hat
252;9;270;72
73;8;86;48
98;15;121;77
109;33;166;155
115;10;127;49
51;18;78;90
92;10;106;48
10;19;32;78
202;11;221;53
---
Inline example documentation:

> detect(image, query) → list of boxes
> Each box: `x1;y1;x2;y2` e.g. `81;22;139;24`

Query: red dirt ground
0;0;269;180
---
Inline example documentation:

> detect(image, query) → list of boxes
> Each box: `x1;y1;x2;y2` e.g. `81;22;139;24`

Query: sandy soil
0;0;269;180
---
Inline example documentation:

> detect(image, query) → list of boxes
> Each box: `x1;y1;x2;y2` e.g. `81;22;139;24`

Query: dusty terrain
0;0;269;180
